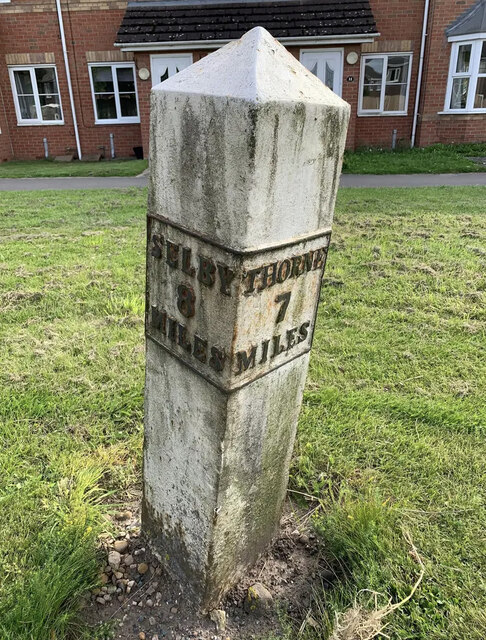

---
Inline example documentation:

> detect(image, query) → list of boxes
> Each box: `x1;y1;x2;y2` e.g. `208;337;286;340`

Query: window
9;66;63;125
445;40;486;112
359;53;412;116
300;50;343;97
89;63;139;124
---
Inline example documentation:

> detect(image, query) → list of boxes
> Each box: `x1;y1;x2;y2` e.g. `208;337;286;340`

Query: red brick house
0;0;485;161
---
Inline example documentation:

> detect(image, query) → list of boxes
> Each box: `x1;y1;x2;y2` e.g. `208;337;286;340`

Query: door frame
299;48;344;97
150;53;194;86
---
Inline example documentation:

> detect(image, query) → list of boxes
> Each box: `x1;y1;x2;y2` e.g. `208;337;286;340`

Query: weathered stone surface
244;583;274;614
113;539;129;554
107;550;121;571
209;609;227;631
149;28;347;253
144;26;349;610
146;220;330;391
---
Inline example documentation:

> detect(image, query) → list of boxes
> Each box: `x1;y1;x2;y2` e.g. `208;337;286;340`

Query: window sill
94;119;140;125
357;112;408;117
438;110;486;115
17;121;64;126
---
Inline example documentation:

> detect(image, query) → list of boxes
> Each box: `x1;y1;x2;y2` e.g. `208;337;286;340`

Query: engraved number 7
275;292;291;323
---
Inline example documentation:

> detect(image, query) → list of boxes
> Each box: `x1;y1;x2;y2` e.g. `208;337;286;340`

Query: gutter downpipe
55;0;82;159
411;0;431;148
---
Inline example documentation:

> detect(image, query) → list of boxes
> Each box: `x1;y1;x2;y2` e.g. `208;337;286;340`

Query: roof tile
116;0;377;44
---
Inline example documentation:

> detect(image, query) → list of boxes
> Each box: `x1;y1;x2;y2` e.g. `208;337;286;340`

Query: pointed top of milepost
153;26;346;107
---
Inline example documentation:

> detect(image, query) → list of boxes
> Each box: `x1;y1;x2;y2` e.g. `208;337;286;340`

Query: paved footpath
341;173;486;188
0;172;486;191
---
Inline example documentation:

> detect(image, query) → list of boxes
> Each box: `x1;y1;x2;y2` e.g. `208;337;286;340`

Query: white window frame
444;37;486;113
8;64;64;126
88;62;140;125
358;52;413;117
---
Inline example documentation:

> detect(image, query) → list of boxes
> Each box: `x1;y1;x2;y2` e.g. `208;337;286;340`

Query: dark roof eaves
127;0;365;6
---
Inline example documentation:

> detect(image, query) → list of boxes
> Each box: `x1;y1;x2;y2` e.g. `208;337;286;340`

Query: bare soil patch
84;500;333;639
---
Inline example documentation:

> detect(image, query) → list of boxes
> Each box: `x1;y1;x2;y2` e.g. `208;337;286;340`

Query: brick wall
0;0;141;159
417;0;486;146
0;82;13;161
352;0;424;148
1;0;486;160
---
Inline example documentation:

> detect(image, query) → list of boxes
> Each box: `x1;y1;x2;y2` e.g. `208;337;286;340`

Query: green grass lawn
343;143;486;174
0;187;485;639
0;158;148;178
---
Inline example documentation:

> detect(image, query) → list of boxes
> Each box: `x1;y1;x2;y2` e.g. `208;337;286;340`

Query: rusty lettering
298;321;310;343
151;234;164;259
244;267;262;294
166;240;179;268
178;323;192;353
286;327;297;351
182;247;196;276
217;263;235;296
177;284;196;318
193;335;208;363
198;255;216;288
275;291;291;323
260;339;270;364
235;346;257;374
277;259;291;283
209;347;226;372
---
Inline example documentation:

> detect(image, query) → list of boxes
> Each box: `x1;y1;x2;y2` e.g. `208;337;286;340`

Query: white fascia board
448;32;486;42
114;33;380;52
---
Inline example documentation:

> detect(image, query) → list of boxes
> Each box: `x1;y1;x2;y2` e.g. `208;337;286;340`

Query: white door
300;50;343;97
150;54;193;86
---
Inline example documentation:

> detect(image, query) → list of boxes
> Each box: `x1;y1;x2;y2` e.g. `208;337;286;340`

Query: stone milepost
143;27;349;610
147;216;331;390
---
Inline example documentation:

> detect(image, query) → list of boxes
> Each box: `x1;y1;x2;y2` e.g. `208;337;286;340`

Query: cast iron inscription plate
146;214;331;392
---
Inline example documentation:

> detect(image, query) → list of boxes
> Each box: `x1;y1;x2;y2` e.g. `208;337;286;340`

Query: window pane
95;93;117;119
116;67;135;92
39;94;62;121
325;62;335;91
456;44;472;73
364;58;383;84
386;56;410;84
479;42;486;74
35;67;58;95
474;76;486;109
14;70;33;95
92;67;114;93
18;94;37;119
450;77;469;109
119;93;138;117
362;84;382;110
384;83;407;111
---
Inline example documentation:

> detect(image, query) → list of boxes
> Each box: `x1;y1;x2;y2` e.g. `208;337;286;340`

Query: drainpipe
411;0;430;148
55;0;82;159
0;85;15;158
